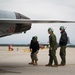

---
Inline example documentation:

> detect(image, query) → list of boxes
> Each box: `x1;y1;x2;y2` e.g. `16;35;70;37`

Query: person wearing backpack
59;26;68;66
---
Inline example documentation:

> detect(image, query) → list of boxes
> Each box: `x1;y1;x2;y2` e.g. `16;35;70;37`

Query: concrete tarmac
0;46;75;75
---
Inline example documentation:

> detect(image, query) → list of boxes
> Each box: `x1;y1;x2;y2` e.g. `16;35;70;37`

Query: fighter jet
0;10;75;37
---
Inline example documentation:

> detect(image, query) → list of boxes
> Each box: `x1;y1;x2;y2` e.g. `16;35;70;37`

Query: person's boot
29;60;34;65
45;64;52;66
29;62;33;65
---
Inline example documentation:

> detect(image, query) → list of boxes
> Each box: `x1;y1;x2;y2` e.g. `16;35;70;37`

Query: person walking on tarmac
45;28;58;67
59;26;68;66
29;36;39;66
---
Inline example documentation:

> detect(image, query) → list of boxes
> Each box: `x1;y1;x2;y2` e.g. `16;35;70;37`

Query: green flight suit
48;33;58;65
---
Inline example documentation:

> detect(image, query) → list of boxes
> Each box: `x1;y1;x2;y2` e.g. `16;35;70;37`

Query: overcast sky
0;0;75;44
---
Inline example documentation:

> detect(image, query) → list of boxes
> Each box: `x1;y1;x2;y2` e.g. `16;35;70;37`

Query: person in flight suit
45;28;58;67
29;36;39;65
59;26;68;66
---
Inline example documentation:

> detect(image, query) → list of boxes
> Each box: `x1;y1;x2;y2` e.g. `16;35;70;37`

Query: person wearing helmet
59;26;68;66
45;27;58;67
29;36;39;65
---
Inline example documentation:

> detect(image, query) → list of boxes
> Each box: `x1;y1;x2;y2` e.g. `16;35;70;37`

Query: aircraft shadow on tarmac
0;68;21;74
0;69;21;74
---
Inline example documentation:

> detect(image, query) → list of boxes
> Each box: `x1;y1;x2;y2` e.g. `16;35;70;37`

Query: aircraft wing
0;19;75;38
0;19;75;23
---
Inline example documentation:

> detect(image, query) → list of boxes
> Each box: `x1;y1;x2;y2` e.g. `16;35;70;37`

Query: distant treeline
0;44;48;46
0;44;29;46
67;45;75;48
0;44;75;48
0;44;49;47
